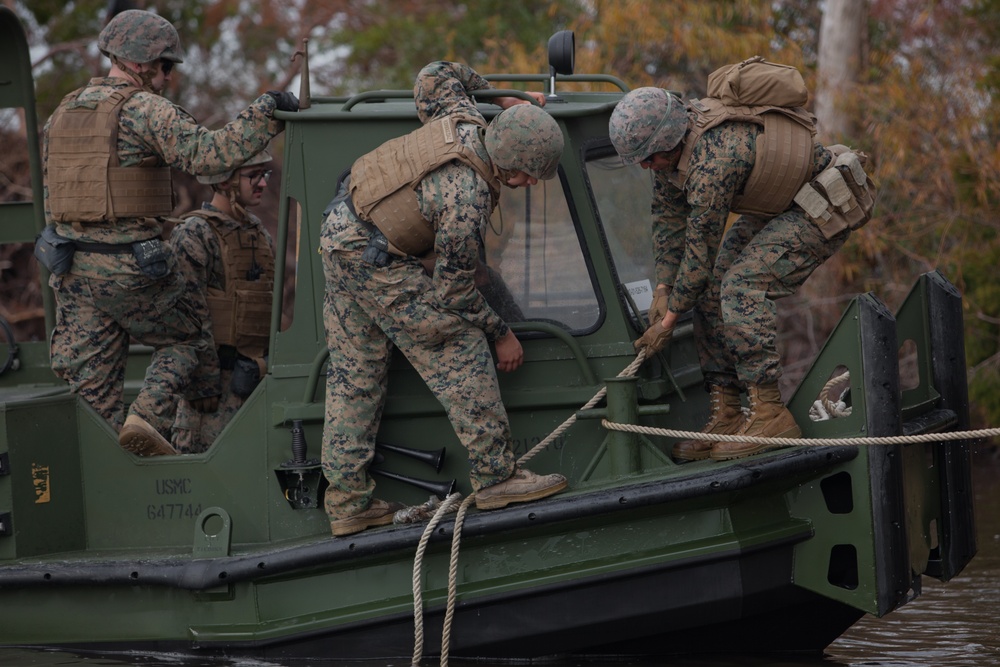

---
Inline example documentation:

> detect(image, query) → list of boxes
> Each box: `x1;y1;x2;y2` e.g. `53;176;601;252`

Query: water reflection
822;453;1000;666
2;456;998;667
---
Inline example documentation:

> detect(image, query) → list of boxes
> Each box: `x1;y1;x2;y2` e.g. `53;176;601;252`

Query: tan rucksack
706;56;810;108
674;57;817;216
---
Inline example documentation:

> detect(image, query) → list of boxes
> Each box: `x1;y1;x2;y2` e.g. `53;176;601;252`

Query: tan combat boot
119;414;178;457
330;499;406;537
672;384;745;461
475;468;567;510
710;382;801;461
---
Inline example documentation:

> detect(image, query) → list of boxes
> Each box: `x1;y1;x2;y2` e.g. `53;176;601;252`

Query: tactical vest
186;211;275;363
671;98;817;216
47;85;173;223
349;113;501;256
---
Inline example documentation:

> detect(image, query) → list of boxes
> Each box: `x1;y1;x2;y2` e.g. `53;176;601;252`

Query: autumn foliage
1;0;997;432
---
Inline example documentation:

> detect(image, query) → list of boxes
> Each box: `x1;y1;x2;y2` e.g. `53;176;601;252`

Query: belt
73;240;134;254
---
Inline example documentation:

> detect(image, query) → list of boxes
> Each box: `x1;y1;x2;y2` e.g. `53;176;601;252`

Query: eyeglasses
159;59;174;75
639;153;658;166
242;170;273;186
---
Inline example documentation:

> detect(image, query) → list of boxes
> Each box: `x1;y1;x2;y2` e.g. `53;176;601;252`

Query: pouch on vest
230;355;263;399
33;224;76;276
131;238;170;280
793;147;876;240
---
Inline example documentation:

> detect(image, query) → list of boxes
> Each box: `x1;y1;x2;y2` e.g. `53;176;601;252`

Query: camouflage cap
609;87;688;165
198;150;272;185
98;9;184;64
484;104;564;180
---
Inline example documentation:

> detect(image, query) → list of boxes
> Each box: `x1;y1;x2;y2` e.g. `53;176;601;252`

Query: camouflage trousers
171;368;242;453
694;210;849;387
49;269;218;438
320;244;516;523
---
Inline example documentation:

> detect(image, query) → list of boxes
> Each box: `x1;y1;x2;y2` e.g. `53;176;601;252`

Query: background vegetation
1;0;997;436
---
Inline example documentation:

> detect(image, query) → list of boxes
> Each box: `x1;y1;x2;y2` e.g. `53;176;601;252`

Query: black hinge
0;452;8;476
0;512;11;537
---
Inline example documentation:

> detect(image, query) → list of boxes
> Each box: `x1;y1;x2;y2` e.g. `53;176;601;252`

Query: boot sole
710;426;802;461
475;479;568;511
331;512;396;537
672;447;712;461
119;430;178;457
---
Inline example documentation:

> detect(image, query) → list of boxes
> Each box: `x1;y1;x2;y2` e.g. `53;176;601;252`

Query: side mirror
547;30;575;99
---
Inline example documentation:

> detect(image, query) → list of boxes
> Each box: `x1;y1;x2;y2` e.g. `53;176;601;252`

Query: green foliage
329;0;583;91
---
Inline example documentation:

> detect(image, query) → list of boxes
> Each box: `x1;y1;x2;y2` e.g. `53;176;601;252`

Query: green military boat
0;11;977;661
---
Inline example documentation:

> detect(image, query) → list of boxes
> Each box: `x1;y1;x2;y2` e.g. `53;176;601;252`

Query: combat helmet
98;9;184;64
484;104;564;180
198;150;273;186
609;87;688;165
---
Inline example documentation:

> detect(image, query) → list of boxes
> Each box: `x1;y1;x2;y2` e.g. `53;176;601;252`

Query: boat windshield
584;146;657;318
483;177;601;333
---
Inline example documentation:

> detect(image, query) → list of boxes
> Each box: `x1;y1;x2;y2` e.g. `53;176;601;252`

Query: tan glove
190;395;220;413
634;321;675;356
648;284;672;328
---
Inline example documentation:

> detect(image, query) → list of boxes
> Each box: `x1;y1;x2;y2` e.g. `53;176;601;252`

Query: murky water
2;454;998;667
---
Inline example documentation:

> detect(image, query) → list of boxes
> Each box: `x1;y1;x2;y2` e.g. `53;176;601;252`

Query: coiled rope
409;351;998;666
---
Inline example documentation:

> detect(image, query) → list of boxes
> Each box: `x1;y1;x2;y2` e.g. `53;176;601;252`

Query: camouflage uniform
43;78;284;438
320;62;519;522
650;124;846;386
168;204;275;453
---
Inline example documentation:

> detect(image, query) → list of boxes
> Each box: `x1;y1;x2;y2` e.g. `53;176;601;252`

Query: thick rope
411;492;464;667
600;419;1000;446
411;350;648;666
410;349;999;666
438;494;477;667
518;349;647;466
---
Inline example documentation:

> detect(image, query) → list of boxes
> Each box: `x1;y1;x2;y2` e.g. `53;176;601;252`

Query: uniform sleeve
650;171;689;289
122;93;282;176
665;126;756;314
413;61;491;125
420;163;509;341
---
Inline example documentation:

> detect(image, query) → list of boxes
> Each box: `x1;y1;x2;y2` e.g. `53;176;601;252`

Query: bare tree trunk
816;0;867;142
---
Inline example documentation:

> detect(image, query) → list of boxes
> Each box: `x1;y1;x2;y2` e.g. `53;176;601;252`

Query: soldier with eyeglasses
41;9;298;456
168;151;276;453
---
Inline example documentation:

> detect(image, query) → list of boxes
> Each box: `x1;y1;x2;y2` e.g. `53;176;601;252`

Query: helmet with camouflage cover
98;9;184;64
484;104;564;180
609;87;688;165
198;150;273;186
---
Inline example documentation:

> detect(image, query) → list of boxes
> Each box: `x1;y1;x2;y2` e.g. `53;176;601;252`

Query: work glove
267;90;300;112
648;284;672;328
634;321;674;356
190;395;220;413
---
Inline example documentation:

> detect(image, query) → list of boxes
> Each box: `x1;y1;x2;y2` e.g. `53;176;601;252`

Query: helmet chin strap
491;161;516;186
227;177;251;223
111;55;158;93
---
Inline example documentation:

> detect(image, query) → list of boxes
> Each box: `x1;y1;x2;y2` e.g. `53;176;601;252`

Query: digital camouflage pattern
609;87;689;165
320;236;516;520
49;258;216;436
320;61;524;523
483;104;563;180
98;9;183;64
649;121;842;386
168;205;275;453
42;71;284;442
